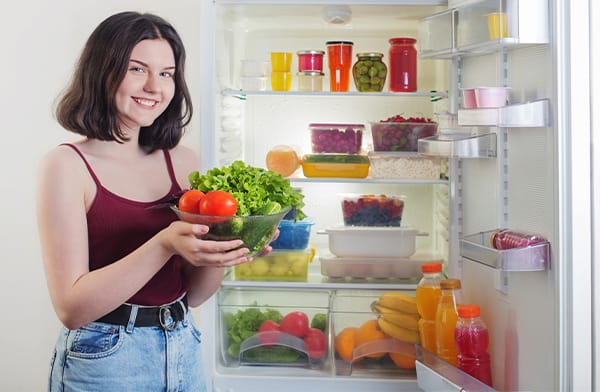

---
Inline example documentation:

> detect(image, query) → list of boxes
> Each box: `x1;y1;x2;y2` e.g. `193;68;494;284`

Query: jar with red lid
388;37;417;92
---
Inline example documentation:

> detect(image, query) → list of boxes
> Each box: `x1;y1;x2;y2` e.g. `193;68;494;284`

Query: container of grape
370;115;438;152
341;194;405;227
309;123;364;154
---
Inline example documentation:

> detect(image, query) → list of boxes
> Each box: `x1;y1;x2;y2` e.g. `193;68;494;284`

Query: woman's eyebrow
130;58;176;70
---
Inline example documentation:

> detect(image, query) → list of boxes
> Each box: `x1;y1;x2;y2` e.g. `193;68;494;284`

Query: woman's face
115;39;176;133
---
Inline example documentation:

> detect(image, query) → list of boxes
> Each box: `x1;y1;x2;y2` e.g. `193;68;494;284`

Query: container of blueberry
341;194;405;227
270;217;315;250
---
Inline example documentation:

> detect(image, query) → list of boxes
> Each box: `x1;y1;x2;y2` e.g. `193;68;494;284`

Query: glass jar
352;52;387;92
297;71;324;92
388;37;417;92
297;50;325;72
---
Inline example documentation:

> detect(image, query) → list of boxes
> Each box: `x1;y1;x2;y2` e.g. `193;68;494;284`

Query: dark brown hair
55;11;192;152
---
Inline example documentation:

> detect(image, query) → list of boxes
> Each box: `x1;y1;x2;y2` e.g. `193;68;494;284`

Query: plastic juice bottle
416;262;443;353
435;278;461;366
455;304;493;387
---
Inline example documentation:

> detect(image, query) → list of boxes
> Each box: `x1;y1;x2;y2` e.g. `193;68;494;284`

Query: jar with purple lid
297;50;325;72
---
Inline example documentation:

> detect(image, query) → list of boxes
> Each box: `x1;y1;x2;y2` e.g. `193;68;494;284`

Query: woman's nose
144;74;161;93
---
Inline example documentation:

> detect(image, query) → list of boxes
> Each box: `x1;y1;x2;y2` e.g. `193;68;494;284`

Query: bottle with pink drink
490;229;546;250
454;304;493;387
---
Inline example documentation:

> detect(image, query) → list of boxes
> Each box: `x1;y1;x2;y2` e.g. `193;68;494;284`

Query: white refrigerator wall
1;1;202;390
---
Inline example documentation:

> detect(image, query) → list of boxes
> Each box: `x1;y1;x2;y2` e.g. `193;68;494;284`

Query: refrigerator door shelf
415;345;497;392
457;99;550;127
460;230;550;271
418;133;497;158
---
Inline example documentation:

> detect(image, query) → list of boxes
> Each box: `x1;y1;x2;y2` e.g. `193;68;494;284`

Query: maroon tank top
63;143;187;306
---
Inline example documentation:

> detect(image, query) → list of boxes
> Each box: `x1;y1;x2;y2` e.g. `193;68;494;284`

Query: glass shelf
460;230;550;271
289;177;448;185
222;88;448;99
417;133;497;158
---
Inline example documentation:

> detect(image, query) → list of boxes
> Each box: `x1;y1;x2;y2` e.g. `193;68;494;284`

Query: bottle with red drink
490;229;546;250
454;304;493;387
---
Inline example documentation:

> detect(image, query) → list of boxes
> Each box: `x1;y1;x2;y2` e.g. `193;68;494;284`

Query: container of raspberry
340;193;405;227
309;123;364;154
370;115;437;152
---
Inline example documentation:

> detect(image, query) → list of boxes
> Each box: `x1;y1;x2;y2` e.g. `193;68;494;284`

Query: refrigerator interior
196;1;557;391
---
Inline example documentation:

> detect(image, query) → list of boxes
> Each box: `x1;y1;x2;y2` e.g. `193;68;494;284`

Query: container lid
278;217;315;227
297;50;325;55
308;123;365;129
389;37;417;45
297;71;325;76
325;225;418;235
356;52;384;58
421;262;442;273
457;304;480;318
326;40;354;45
440;278;461;289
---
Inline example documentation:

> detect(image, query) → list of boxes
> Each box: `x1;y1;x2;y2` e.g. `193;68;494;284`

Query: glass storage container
352;52;387;92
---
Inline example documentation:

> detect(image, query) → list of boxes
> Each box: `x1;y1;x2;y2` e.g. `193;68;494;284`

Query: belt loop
179;299;188;326
126;305;139;333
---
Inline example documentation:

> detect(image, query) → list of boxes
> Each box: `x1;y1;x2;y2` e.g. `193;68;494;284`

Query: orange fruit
266;145;301;177
334;327;359;363
389;345;417;369
355;319;387;358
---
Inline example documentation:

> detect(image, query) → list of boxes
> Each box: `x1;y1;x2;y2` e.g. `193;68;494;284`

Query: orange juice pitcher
435;278;461;366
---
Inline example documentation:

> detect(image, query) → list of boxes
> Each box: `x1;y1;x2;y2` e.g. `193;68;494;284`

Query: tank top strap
162;149;180;190
60;143;102;186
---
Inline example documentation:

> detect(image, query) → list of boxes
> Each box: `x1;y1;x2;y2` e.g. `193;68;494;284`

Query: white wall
0;1;202;390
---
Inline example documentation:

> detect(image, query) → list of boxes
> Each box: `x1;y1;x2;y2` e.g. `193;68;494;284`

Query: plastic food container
271;71;292;91
370;121;438;152
341;194;405;227
461;88;477;109
271;218;315;250
320;254;430;279
240;59;269;77
297;71;324;92
368;151;446;180
309;123;364;154
475;87;511;108
234;249;313;281
297;50;325;72
241;76;268;91
301;154;369;178
320;226;419;258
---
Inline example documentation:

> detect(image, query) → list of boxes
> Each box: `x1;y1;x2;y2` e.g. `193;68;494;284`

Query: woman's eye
161;71;174;78
130;66;145;73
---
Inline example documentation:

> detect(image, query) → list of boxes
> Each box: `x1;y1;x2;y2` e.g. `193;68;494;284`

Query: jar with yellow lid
352;52;387;92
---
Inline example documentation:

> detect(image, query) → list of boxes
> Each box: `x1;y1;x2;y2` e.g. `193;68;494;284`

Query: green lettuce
188;160;306;220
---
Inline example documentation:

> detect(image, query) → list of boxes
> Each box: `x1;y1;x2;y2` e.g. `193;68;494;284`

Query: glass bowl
171;206;291;256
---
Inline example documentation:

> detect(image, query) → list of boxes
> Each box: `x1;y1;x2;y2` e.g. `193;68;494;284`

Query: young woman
37;11;256;391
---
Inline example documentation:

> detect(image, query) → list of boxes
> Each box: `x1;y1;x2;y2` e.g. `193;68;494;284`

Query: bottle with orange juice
435;278;461;366
415;262;443;353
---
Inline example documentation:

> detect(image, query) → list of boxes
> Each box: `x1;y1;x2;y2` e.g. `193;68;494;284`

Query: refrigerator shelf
457;99;550;127
460;230;550;271
418;133;497;158
289;177;448;185
222;88;448;99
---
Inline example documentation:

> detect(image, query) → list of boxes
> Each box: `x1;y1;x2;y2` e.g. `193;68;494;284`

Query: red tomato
279;311;309;338
258;320;281;347
304;328;327;359
198;190;238;216
177;190;205;214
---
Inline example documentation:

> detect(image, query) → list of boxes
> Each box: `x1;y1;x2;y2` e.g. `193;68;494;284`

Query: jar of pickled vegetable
352;52;387;92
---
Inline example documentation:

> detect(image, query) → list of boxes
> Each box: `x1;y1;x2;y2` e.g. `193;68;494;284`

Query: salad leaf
188;160;305;220
224;306;283;357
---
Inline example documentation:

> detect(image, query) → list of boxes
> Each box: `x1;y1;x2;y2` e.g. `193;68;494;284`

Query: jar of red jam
388;37;417;92
297;50;325;72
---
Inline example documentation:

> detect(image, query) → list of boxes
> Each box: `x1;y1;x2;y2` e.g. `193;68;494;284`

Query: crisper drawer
331;290;419;379
217;288;331;370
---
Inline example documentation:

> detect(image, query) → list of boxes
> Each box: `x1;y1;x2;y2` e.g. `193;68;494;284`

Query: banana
371;303;419;331
375;292;418;315
377;317;420;344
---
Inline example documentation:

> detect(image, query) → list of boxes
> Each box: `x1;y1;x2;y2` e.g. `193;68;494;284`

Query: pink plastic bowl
475;87;511;108
462;88;477;109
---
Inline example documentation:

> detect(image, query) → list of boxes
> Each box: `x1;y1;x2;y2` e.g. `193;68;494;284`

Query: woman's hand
162;221;252;267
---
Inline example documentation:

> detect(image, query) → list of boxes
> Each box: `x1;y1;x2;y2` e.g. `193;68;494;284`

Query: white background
0;1;202;390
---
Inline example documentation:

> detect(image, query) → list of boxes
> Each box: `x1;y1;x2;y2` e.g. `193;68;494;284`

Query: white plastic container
240;76;268;91
320;226;419;258
475;86;511;108
320;254;430;279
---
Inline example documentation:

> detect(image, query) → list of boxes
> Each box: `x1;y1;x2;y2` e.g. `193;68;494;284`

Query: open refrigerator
192;1;596;391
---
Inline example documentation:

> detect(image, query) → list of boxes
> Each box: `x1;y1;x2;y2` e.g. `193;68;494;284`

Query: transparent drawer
218;288;330;368
418;9;455;58
418;133;497;158
331;290;418;377
460;230;550;271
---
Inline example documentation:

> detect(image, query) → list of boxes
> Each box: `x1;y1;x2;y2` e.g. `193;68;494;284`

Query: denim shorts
48;310;206;392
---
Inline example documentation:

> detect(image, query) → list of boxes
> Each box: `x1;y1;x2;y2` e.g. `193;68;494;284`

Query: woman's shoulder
168;144;200;186
39;143;88;172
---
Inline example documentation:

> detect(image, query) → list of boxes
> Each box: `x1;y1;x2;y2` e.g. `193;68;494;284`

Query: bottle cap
458;304;480;318
421;262;442;273
440;278;461;289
